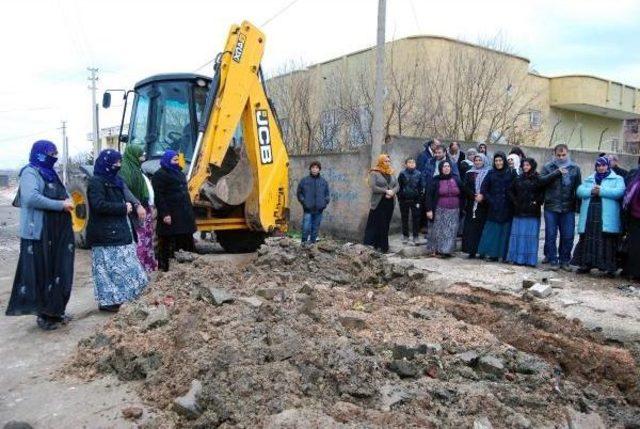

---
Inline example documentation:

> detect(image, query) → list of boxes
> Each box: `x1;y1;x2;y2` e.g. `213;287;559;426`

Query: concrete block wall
288;136;640;240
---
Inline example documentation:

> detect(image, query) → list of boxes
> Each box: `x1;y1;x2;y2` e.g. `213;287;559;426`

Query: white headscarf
507;154;522;176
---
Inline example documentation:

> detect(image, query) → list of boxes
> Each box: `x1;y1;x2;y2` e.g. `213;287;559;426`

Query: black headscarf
492;151;508;173
437;160;454;180
522;157;538;177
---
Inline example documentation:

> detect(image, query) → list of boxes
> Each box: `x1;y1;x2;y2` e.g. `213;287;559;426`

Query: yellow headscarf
369;154;394;175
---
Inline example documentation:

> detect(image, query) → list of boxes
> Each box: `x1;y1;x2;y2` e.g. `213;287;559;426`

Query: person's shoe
604;271;616;278
467;254;476;259
37;316;59;331
487;257;499;262
410;237;417;246
541;257;551;264
401;236;409;245
560;263;572;272
55;313;74;324
99;304;121;313
576;267;590;274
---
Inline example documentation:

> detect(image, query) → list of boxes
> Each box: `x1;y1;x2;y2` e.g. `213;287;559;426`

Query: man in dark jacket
422;144;460;185
607;154;628;180
539;143;582;270
416;139;437;173
296;161;330;245
397;157;424;244
448;141;466;173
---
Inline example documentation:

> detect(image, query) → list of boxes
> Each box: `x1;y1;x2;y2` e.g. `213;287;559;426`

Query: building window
625;119;639;134
529;110;542;130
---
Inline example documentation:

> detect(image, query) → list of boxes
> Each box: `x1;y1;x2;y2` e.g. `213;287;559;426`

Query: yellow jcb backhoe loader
67;21;289;253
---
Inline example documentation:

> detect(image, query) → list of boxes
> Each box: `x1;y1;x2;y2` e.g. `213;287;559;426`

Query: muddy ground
64;237;640;428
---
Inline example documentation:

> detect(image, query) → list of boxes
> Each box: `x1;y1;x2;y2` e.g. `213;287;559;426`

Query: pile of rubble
66;237;640;428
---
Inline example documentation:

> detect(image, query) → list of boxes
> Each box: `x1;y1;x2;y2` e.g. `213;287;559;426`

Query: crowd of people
360;139;640;282
6;141;196;330
6;137;640;331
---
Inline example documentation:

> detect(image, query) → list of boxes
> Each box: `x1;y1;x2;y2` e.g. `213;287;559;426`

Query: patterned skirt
426;206;459;255
92;243;149;306
571;198;619;273
135;208;158;273
478;220;512;260
506;217;540;266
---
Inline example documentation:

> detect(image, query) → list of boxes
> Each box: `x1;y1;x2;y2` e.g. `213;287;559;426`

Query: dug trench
63;238;640;428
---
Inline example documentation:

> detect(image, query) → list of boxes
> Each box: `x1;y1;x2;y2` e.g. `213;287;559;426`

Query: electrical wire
194;0;304;72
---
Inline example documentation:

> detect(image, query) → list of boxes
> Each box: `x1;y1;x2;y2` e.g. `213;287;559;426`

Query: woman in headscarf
87;149;148;312
460;148;477;177
622;167;640;280
477;152;515;261
6;141;75;330
507;153;522;176
151;150;197;271
508;146;526;161
119;145;157;272
571;156;625;276
506;158;556;267
424;160;464;257
462;153;490;258
363;154;398;253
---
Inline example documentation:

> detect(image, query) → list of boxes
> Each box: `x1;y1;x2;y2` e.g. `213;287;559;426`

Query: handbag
11;188;20;208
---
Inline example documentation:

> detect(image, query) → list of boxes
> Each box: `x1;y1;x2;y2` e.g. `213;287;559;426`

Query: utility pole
61;120;68;185
371;0;386;166
87;67;100;157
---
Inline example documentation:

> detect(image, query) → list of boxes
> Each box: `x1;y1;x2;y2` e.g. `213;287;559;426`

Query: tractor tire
67;176;90;249
215;230;266;254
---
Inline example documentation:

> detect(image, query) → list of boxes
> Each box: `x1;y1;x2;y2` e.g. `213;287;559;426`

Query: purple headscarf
22;140;60;183
160;150;181;172
94;149;124;189
594;156;611;185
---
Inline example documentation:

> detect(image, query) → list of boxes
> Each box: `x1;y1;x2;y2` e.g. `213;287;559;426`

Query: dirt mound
65;238;640;428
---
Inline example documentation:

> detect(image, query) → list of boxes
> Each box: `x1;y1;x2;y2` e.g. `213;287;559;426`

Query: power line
194;0;303;72
261;0;302;27
0;128;59;143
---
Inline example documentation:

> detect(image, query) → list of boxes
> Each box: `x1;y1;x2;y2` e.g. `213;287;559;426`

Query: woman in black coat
87;149;149;312
461;153;490;258
505;158;558;267
151;150;197;271
477;152;515;261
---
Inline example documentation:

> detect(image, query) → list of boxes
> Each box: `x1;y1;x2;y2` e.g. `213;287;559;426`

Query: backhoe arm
188;21;289;233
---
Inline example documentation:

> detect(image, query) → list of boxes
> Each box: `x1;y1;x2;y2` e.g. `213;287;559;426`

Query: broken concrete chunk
477;355;505;376
3;422;34;429
522;278;536;289
173;380;203;419
145;305;169;330
473;416;494;429
456;351;479;366
238;296;263;308
565;408;606;429
339;316;367;331
208;288;235;306
530;283;552;298
388;360;421;378
256;288;285;301
175;250;196;263
407;269;425;280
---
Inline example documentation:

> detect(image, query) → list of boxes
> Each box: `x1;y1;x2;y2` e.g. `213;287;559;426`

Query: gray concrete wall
288;137;639;240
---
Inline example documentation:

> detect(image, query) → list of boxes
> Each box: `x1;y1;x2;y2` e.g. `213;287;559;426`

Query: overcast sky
0;0;638;169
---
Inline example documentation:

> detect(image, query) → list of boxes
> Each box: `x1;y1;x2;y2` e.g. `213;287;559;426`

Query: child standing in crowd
477;152;515;261
296;161;330;245
397;157;423;245
572;157;625;276
425;161;464;257
506;158;555;267
462;153;490;258
364;154;398;253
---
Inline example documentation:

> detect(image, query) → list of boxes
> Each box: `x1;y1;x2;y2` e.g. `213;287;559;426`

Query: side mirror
102;92;111;108
119;134;129;143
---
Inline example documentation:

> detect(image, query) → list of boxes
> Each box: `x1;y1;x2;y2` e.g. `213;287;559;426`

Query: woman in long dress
6;140;75;330
152;150;197;271
623;169;640;280
424;160;464;257
363;154;398;253
87;149;149;312
119;144;157;272
477;152;515;262
571;156;625;276
461;153;490;258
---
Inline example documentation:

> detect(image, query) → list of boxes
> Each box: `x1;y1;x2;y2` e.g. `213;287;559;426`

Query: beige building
268;35;640;154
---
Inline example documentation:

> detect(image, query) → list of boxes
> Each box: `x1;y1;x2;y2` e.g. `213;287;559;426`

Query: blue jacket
18;166;66;240
416;147;434;173
296;174;330;213
576;172;625;234
480;168;515;223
